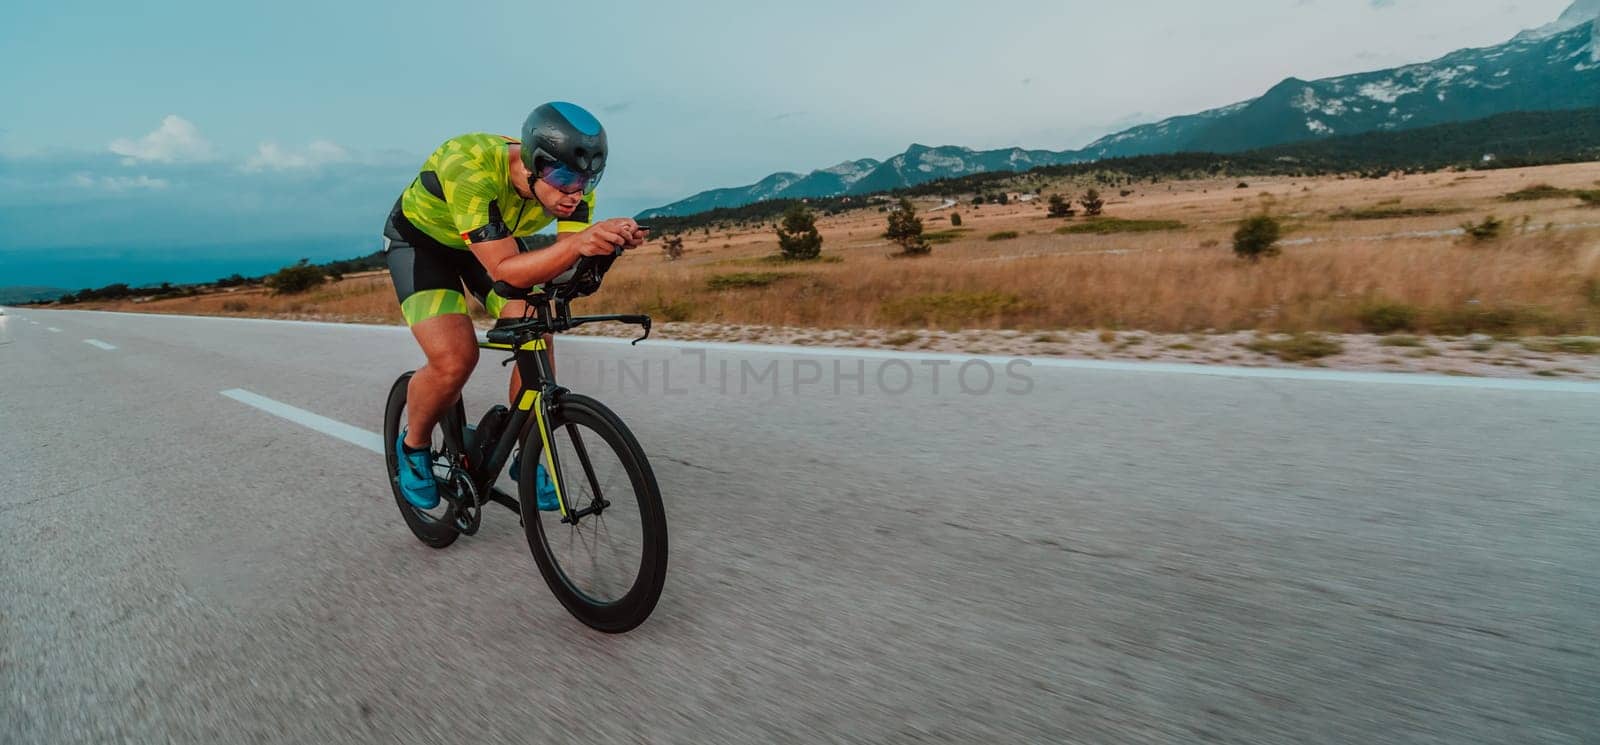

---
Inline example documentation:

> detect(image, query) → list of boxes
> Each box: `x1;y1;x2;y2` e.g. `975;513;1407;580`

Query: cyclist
384;102;646;512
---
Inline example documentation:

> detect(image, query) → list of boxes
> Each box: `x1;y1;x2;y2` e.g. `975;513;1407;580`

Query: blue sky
0;0;1572;288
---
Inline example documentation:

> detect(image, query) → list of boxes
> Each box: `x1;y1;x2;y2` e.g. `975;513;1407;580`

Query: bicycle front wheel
519;393;668;633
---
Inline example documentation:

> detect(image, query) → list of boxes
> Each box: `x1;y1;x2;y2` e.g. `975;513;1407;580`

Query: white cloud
242;140;350;172
108;115;212;164
70;172;170;191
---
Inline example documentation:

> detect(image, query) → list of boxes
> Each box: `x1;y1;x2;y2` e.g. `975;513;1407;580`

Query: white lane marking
47;327;61;333
65;308;414;333
54;309;1600;394
220;389;383;454
83;339;118;350
562;336;1600;394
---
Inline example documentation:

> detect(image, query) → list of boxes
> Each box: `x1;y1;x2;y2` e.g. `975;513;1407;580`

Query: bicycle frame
439;294;650;525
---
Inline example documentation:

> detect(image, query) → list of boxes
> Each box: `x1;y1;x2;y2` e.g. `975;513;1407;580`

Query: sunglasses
533;163;601;195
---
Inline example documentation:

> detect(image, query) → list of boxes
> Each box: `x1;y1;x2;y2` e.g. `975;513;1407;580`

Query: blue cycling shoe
395;430;440;510
509;452;561;512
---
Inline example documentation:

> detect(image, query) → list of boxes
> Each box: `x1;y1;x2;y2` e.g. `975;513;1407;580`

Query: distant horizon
4;236;374;291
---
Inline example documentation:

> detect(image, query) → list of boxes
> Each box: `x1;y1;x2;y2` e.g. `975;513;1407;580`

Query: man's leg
403;313;479;449
491;299;555;403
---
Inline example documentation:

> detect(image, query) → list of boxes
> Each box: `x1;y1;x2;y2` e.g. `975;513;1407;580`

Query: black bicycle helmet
520;101;607;188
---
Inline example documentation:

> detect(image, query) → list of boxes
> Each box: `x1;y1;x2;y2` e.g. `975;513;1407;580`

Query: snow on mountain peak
1515;0;1600;41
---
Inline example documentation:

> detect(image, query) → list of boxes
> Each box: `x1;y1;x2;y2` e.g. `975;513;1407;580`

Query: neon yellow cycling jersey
400;132;595;248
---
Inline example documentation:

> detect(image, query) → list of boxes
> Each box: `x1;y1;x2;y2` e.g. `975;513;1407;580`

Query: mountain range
639;0;1600;218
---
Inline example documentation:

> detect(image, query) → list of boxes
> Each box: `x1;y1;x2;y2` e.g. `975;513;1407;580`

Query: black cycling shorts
383;199;509;325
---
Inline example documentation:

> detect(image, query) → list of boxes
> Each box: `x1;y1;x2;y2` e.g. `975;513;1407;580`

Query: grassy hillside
64;162;1600;343
644;108;1600;234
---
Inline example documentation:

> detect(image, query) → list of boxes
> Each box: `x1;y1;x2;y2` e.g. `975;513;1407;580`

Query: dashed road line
83;339;118;350
220;388;383;454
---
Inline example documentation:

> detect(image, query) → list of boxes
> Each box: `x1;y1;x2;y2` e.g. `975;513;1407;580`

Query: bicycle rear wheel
383;372;461;549
519;393;668;633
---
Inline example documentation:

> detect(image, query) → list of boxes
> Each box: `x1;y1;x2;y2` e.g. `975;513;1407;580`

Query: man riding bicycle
384;102;646;512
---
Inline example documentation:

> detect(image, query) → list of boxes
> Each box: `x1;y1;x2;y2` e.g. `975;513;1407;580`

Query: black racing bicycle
382;250;667;633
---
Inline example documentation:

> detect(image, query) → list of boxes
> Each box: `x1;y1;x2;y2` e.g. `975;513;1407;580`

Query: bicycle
382;250;668;633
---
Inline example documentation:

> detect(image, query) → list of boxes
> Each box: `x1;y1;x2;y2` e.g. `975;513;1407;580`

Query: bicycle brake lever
630;319;652;346
501;355;516;367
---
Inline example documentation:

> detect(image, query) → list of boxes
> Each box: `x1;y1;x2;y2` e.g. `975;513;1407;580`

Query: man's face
532;177;583;218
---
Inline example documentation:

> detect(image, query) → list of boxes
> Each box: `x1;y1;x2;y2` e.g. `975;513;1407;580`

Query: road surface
2;308;1597;744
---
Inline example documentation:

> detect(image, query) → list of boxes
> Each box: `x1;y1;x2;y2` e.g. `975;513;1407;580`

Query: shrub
1244;333;1343;362
1378;335;1424;347
1237;182;1250;189
1502;184;1574;201
883;198;931;256
986;231;1020;241
880;291;1031;327
1079;189;1104;217
1232;215;1282;261
775;203;823;260
662;235;685;261
1331;205;1469;221
1356;300;1419;333
267;259;327;295
1046;194;1075;218
922;229;969;245
1576;190;1600;207
1428;305;1528;336
706;271;795;290
1460;215;1503;242
1521;337;1600;355
949;212;962;227
1055;218;1184;235
221;300;250;312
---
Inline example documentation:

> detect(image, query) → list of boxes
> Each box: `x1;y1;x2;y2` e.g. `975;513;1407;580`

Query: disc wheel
520;394;668;633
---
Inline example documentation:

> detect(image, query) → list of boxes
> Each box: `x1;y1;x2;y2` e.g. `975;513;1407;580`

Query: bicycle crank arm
487;487;521;515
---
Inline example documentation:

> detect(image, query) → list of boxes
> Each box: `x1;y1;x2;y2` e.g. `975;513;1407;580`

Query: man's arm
470;220;642;289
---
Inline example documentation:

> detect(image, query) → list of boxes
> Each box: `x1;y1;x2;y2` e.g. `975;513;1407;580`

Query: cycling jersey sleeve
555;192;596;234
435;148;511;243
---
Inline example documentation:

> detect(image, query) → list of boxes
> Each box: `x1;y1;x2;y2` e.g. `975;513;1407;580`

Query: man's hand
576;218;647;257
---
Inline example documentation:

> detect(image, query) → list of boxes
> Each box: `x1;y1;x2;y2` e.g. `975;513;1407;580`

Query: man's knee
430;345;479;384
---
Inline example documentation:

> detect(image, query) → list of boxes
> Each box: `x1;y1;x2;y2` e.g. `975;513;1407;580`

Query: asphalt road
2;308;1597;744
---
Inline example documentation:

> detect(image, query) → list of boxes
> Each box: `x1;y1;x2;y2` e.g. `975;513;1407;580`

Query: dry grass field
73;162;1600;371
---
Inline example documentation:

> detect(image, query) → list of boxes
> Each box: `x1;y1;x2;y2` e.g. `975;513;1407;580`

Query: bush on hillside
775;204;823;260
268;259;327;295
1233;214;1282;261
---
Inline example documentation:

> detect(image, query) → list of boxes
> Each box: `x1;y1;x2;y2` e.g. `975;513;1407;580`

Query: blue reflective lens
538;164;600;194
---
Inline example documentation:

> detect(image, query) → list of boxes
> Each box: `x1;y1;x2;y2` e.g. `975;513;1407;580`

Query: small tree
995;192;1009;205
1079;189;1104;217
884;198;930;256
971;195;984;206
949;212;962;227
1047;194;1076;218
662;235;685;261
268;259;327;294
776;203;823;260
1460;215;1504;242
1233;215;1283;262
